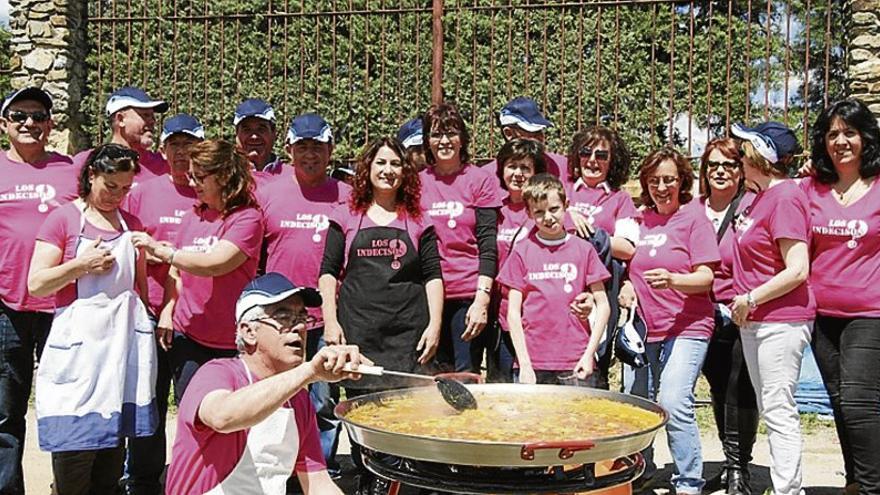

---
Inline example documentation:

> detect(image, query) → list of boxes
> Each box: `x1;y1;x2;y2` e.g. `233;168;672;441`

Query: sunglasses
186;170;216;185
706;160;742;172
578;147;610;162
7;110;49;124
646;175;680;187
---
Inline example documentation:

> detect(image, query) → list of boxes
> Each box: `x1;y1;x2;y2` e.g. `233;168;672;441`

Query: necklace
833;178;870;206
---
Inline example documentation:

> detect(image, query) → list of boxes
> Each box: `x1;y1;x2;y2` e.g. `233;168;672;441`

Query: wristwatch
746;292;758;309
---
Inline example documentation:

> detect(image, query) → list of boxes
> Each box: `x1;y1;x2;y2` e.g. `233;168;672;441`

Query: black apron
338;214;429;390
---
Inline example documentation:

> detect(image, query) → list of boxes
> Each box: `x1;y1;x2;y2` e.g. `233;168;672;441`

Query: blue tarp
795;345;833;417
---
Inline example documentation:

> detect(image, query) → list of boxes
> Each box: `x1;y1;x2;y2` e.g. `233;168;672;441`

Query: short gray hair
235;306;268;352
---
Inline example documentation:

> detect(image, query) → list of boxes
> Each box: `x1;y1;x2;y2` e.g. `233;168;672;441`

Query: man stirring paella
164;272;368;494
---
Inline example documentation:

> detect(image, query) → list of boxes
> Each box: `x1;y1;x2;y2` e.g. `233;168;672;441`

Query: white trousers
740;320;812;495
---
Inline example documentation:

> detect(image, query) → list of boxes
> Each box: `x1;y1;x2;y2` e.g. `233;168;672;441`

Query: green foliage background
83;0;846;165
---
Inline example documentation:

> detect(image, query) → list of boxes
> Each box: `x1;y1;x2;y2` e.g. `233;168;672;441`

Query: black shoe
726;468;751;495
705;468;728;492
632;474;658;494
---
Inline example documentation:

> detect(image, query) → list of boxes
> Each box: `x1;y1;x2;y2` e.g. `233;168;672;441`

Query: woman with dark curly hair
621;147;719;494
133;139;264;402
566;126;639;260
419;102;501;373
802;98;880;495
319;138;443;493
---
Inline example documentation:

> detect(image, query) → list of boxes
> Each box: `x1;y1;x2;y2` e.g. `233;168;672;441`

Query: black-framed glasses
578;147;610;162
646;175;680;187
428;131;460;141
253;313;317;334
706;160;742;172
186;170;216;185
7;110;49;123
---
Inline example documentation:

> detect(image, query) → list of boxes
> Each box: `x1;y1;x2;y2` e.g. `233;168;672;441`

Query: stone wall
850;0;880;115
9;0;86;153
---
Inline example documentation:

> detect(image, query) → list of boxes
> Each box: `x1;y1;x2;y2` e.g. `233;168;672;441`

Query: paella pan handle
520;440;596;461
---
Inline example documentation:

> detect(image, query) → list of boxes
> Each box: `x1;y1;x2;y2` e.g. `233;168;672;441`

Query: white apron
204;359;301;495
35;204;158;452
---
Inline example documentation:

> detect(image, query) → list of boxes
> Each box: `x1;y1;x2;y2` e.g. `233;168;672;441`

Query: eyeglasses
253;313;317;334
706;160;741;172
186;170;216;185
7;110;49;123
428;131;460;141
578;147;610;162
646;175;680;187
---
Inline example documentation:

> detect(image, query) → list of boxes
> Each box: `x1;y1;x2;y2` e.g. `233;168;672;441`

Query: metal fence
84;0;846;162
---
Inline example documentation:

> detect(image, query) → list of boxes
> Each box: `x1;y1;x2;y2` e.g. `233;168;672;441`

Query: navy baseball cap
160;113;205;144
105;86;168;116
731;121;800;164
1;87;53;116
397;117;423;149
286;113;333;144
498;96;553;132
233;98;276;126
235;272;322;322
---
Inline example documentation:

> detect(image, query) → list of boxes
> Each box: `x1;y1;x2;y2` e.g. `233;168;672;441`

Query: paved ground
22;407;845;494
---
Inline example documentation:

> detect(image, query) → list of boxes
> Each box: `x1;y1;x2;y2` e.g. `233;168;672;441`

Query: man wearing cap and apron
165;272;365;494
73;86;170;187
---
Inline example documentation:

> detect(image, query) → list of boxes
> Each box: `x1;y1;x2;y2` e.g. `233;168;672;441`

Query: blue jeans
122;342;171;495
436;299;491;373
624;336;709;494
0;301;52;494
305;331;340;475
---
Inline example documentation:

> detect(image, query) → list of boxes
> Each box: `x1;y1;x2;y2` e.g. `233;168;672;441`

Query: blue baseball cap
286;113;333;144
235;272;322;322
233;98;276;126
160;113;205;144
105;86;168;116
397;117;423;149
1;87;53;116
498;96;553;133
731;121;800;164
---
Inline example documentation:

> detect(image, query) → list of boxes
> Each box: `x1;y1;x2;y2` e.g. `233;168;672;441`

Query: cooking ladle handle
342;364;435;382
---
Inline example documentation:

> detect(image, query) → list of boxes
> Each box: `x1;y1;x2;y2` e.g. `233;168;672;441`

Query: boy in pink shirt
497;174;610;386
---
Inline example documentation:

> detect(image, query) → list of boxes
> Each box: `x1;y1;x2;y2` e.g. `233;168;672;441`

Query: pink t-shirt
173;206;264;349
123;176;197;316
496;198;531;332
487;150;569;189
701;192;756;304
568;181;641;235
165;358;325;494
420;164;502;299
257;176;351;327
497;231;610;371
802;176;880;318
0;152;79;312
74;148;168;186
35;202;144;309
733;180;816;322
630;204;719;342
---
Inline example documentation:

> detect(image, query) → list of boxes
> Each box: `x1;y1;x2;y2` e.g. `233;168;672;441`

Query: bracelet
477;285;492;295
167;248;177;266
746;291;758;309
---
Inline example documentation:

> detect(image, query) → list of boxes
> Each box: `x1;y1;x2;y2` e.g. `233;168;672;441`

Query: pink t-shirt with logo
0;152;79;312
733;180;816;322
701;192;756;304
173;206;264;349
74;148;168;186
497;231;610;371
495;198;531;332
420;164;502;299
123;176;197;316
630;204;719;342
568;181;641;236
165;358;325;494
257;176;351;327
802;176;880;318
487;150;569;190
35;202;144;309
